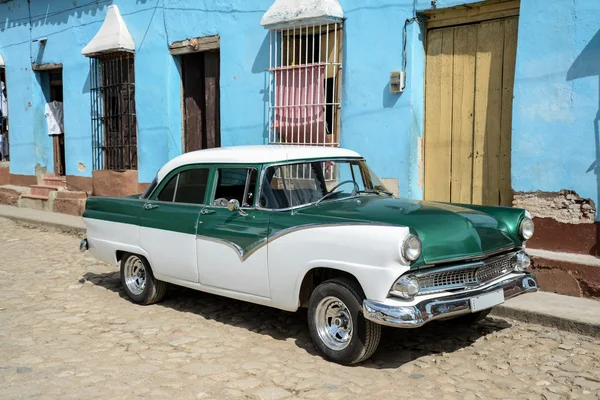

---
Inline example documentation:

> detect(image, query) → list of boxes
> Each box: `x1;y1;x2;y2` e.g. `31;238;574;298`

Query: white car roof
156;145;362;182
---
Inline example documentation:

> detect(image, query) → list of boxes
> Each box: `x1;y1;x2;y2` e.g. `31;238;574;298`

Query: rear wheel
120;253;167;305
308;278;381;365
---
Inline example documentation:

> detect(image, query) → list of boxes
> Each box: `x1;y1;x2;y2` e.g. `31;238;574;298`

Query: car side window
155;168;210;204
213;168;257;207
174;169;209;204
157;174;177;202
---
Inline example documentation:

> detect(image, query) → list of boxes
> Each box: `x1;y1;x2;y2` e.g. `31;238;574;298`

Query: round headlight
515;252;531;272
393;275;420;299
402;234;422;262
520;217;535;240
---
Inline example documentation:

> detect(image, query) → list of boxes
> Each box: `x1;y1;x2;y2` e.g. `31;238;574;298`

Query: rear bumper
363;273;538;328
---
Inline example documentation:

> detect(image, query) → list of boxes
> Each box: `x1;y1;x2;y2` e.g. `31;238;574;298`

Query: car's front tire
308;278;381;365
120;253;167;305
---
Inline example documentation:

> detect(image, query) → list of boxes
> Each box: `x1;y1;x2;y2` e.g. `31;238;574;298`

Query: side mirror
227;199;240;212
227;199;248;216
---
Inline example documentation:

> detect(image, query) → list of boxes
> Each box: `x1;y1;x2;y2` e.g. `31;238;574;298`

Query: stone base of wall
9;174;37;186
528;217;598;256
52;191;87;216
0;186;21;206
0;163;9;186
531;256;600;300
92;170;139;197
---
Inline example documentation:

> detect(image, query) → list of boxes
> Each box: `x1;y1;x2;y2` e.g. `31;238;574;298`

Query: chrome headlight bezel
392;275;420;299
401;234;422;262
514;252;531;272
519;217;535;240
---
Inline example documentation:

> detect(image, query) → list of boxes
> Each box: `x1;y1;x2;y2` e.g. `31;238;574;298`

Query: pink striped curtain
273;64;326;144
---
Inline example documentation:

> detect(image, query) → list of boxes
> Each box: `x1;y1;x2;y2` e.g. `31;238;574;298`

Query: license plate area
469;289;505;312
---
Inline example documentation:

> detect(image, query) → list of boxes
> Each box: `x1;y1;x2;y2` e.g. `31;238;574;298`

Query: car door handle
200;209;216;215
144;203;159;210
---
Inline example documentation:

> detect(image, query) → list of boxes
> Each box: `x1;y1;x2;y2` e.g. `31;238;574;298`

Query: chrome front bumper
363;273;538;328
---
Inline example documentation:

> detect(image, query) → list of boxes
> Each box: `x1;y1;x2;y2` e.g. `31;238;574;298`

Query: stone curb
4;215;85;236
0;205;85;236
491;304;600;338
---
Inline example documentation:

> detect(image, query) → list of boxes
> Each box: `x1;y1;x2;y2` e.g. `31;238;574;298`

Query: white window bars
268;22;342;147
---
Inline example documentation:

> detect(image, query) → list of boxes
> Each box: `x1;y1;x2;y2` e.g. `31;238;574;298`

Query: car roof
156;145;362;182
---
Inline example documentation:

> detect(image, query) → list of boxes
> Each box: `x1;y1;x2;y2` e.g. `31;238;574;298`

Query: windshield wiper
358;189;393;196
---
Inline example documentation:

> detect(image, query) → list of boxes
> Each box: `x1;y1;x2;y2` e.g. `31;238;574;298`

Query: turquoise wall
0;0;598;219
512;0;599;219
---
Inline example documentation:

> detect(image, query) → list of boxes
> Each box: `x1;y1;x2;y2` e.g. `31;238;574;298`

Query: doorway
181;50;221;152
39;68;66;176
423;1;519;206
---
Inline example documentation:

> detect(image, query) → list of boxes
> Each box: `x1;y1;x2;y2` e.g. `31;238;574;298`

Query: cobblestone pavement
1;218;600;400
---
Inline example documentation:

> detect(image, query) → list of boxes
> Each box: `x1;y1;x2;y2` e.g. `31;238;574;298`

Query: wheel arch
297;266;366;309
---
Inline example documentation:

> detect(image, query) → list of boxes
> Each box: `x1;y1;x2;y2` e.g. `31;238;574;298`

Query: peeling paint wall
513;190;596;224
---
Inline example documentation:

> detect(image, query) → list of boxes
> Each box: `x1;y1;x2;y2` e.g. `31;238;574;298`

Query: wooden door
182;50;221;152
424;15;518;206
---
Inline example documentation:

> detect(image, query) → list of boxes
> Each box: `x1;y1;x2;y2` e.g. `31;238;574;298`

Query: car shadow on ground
83;271;512;369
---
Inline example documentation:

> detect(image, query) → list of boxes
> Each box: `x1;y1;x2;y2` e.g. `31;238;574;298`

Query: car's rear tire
120;253;167;305
453;308;493;324
308;278;381;365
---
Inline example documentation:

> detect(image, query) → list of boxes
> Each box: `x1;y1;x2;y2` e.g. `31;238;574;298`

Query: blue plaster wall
512;0;600;220
0;0;598;220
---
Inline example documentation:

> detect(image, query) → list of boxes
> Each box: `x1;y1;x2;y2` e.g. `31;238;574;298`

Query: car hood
297;196;522;265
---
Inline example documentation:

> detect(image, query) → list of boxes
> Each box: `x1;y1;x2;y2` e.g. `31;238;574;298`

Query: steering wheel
315;180;360;205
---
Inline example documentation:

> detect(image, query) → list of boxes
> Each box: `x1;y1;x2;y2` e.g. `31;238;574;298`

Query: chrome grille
416;252;517;294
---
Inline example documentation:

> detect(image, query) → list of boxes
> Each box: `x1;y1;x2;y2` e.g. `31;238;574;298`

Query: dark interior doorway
47;69;65;176
181;50;221;153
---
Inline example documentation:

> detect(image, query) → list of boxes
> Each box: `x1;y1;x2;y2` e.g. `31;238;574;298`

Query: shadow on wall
253;33;270;143
567;28;600;254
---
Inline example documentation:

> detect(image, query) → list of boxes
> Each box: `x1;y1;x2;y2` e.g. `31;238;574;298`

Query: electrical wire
7;0;112;25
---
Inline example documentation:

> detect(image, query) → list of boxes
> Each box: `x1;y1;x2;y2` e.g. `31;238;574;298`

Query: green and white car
80;145;538;364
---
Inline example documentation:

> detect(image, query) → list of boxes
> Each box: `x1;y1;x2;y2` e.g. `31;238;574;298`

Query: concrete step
21;193;49;201
42;174;67;188
30;184;59;197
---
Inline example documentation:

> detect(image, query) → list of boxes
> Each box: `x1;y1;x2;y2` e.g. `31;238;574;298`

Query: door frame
176;36;221;154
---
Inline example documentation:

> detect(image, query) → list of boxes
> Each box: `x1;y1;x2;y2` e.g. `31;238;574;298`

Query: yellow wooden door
424;16;518;206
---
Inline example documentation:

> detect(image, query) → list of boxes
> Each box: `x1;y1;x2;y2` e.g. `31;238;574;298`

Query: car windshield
258;159;391;209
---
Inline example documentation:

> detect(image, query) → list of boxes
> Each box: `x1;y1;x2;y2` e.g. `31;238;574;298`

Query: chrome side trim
196;222;399;262
196;234;268;262
364;273;539;328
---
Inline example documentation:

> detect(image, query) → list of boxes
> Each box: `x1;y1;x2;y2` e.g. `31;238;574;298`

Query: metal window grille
268;22;342;147
90;52;137;170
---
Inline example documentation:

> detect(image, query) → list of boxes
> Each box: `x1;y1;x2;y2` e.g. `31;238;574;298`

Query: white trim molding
82;5;134;57
261;0;344;28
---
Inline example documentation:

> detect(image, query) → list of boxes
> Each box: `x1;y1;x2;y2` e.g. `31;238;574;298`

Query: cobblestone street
0;218;599;400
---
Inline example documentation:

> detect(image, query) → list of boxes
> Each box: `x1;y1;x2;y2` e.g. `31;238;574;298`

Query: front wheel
308;278;381;365
120;253;167;305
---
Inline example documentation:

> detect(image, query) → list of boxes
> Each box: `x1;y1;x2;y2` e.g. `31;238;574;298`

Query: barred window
268;23;342;146
90;52;137;170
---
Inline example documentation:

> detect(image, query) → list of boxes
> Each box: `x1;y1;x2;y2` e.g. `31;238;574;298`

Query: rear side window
155;168;210;205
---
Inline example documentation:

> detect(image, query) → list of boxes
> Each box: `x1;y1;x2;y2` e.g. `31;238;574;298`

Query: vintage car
80;145;538;364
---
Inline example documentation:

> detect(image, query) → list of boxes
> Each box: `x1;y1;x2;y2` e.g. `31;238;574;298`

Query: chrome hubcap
314;296;353;351
124;256;146;295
